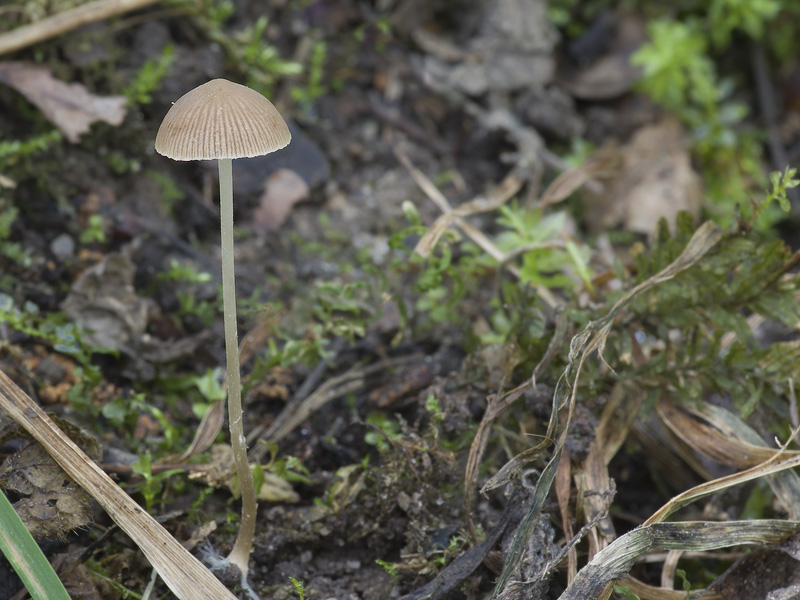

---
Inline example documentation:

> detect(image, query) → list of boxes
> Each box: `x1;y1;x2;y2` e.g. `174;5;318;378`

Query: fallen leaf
0;61;126;143
582;117;703;234
61;253;151;352
188;444;299;503
253;168;309;231
0;443;93;540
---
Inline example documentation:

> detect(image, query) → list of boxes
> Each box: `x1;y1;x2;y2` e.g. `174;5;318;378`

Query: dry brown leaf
61;253;150;351
253;168;310;231
0;442;93;540
583;117;703;234
161;397;225;466
658;400;799;468
0;61;126;142
0;369;239;600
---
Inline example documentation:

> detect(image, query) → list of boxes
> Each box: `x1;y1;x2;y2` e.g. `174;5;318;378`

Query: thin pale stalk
219;157;256;575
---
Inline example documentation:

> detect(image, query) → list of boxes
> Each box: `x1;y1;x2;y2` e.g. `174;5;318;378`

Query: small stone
396;491;411;512
345;560;361;572
50;233;75;260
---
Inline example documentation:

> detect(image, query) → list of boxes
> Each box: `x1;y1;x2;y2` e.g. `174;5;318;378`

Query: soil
2;1;800;600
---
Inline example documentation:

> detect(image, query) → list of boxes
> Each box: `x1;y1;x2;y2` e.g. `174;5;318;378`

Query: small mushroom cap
155;79;291;161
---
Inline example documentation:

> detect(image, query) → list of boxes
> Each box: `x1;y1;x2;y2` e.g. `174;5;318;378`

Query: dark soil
2;1;800;600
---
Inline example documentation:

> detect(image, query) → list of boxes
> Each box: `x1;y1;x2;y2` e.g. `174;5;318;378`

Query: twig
393;141;562;309
0;367;237;600
250;354;422;461
0;0;160;56
464;310;569;542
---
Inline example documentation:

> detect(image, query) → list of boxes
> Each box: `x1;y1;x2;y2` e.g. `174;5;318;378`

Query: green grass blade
0;490;71;600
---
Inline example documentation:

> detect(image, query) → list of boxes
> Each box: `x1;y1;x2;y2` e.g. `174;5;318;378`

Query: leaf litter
1;0;800;598
0;61;126;143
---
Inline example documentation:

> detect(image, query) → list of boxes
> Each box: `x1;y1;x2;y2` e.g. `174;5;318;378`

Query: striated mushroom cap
155;79;291;161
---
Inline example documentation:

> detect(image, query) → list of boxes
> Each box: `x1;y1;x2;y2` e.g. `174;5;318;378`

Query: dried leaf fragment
582;117;703;234
0;443;93;540
61;253;151;351
188;444;300;503
0;61;126;142
253;168;310;231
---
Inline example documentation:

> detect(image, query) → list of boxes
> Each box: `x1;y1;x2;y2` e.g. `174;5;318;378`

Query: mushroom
155;79;290;578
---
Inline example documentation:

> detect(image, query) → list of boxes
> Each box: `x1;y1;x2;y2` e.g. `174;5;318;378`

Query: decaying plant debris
1;0;800;599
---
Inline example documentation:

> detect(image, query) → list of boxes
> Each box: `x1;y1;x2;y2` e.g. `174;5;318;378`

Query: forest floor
2;1;800;599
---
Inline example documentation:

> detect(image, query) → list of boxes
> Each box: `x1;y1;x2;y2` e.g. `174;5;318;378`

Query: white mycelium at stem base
154;79;291;579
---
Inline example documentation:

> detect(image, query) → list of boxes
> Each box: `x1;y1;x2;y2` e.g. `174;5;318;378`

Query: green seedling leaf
0;489;71;600
763;166;799;214
194;368;227;402
613;585;641;600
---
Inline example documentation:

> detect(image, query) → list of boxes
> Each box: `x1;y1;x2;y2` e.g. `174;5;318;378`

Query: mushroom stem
218;157;256;576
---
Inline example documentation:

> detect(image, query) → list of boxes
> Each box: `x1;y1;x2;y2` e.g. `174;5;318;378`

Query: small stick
393;142;562;309
0;368;237;600
0;0;160;56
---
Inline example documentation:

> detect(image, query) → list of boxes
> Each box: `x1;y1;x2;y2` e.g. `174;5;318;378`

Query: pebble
50;233;75;260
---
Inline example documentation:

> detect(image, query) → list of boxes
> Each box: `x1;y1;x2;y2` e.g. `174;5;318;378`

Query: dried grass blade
623;576;724;600
596;382;641;465
260;354;420;447
163;323;273;464
577;438;616;557
0;0;160;56
492;222;724;596
0;369;237;600
645;452;800;526
660;400;800;520
560;520;800;600
539;154;618;207
657;400;794;468
555;455;577;581
414;213;457;258
393;142;522;259
478;312;569;496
